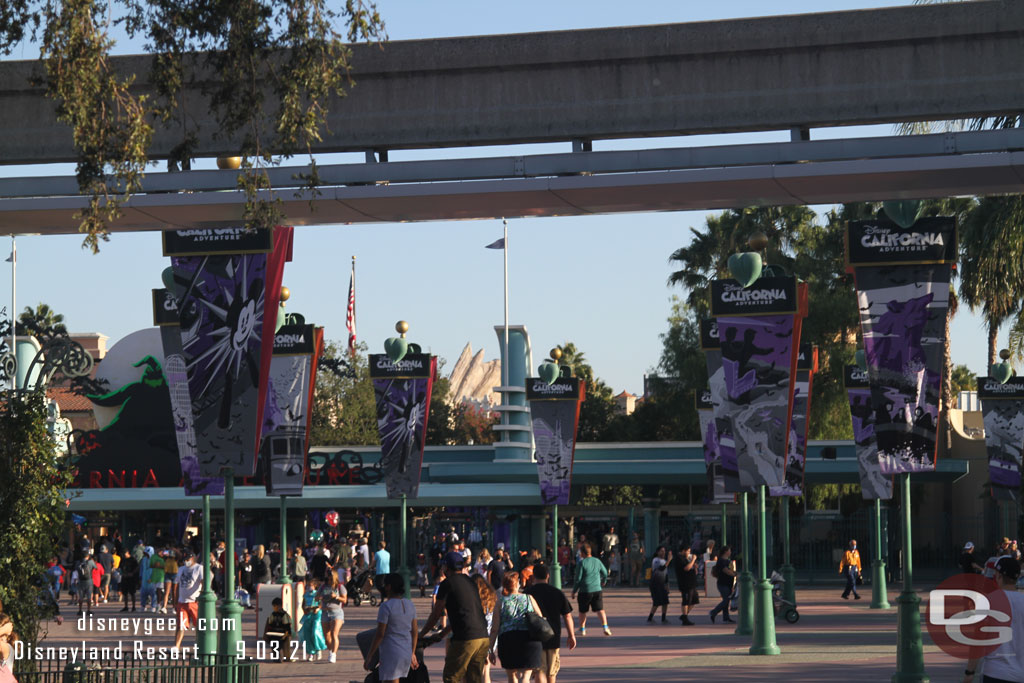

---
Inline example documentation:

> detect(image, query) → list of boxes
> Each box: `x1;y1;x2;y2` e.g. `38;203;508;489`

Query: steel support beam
0;1;1021;163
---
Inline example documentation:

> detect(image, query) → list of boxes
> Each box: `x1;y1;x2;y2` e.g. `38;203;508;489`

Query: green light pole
735;492;754;636
399;495;411;598
871;499;890;609
217;471;244;661
892;473;927;682
197;494;217;659
721;502;728;547
279;496;291;584
750;485;780;654
779;497;796;607
551;504;562;589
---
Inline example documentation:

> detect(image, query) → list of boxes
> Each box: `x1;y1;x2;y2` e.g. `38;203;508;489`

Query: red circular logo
926;573;1013;660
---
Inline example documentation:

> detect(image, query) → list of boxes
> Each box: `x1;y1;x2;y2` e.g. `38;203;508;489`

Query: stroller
347;569;378;607
770;570;799;623
357;627;430;682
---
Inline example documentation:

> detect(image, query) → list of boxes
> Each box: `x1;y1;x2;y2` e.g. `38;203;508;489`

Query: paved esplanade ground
32;586;965;681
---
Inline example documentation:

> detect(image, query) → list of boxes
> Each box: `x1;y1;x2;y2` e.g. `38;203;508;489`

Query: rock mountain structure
448;343;501;408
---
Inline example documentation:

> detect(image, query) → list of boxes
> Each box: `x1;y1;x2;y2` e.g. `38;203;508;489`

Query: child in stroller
348;568;379;607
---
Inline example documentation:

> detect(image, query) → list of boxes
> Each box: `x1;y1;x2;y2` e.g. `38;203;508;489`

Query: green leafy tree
556;342;616;442
310;341;377;446
0;1;385;251
0;391;76;663
950;364;976;399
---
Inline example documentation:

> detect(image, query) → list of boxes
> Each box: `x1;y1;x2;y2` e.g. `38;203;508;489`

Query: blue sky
0;0;1003;394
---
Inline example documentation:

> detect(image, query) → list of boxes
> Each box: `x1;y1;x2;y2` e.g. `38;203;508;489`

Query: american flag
346;258;357;354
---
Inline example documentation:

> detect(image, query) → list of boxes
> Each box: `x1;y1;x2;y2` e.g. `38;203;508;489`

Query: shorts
681;588;699;606
176;602;199;629
100;574;111;589
443;637;490;683
165;572;177;583
541;648;561;678
577;591;603;613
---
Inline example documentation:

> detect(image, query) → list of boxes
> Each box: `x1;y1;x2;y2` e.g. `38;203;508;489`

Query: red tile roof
47;387;95;413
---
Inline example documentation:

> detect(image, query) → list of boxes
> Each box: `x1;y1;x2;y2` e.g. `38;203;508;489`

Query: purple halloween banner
369;354;437;499
527;377;584;505
848;217;956;475
845;365;892;500
711;277;806;490
261;324;318;497
697;388;734;503
977;377;1024;502
700;318;744;493
770;344;817;497
152;289;224;496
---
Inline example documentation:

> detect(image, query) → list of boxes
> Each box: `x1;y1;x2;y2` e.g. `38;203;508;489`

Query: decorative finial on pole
396;320;409;339
550;347;562;362
747;232;769;251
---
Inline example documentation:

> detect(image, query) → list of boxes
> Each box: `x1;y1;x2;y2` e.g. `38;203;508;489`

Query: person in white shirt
964;556;1024;683
173;550;204;651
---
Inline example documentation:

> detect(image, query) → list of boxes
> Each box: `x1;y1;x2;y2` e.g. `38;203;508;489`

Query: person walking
120;550;139;612
572;543;611;636
675;545;699;625
319;571;347;664
963;557;1024;683
160;548;179;613
291;547;308;583
601;527;619;565
840;540;862;600
75;549;98;617
419;552;490;683
254;545;272;586
960;542;983;574
373;541;392;598
525;564;576;683
628;533;644;587
647;546;672;623
364;573;419;683
492;571;544;683
709;546;736;624
473;574;498;683
96;544;114;604
173;550;202;651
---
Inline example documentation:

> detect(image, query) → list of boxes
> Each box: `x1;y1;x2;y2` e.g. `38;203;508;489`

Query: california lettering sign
709;277;799;316
526;377;583;401
271;324;316;356
368;354;433;379
847;217;957;266
162;227;273;256
977;378;1024;400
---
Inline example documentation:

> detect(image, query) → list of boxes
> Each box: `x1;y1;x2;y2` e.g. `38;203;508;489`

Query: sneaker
661;616;668;623
159;607;168;614
102;599;107;604
854;595;862;600
842;594;849;600
316;652;322;661
579;626;586;636
647;615;653;623
723;616;735;623
328;652;336;663
603;626;612;636
683;616;694;626
709;611;717;624
119;607;128;612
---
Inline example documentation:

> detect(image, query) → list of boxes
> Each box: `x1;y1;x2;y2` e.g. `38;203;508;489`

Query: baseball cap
996;556;1021;580
145;546;155;555
964;542;974;550
443;551;465;570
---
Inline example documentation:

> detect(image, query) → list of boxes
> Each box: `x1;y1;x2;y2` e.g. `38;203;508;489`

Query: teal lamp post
734;492;754;636
779;497;796;608
217;471;244;661
892;473;927;682
197;494;217;659
871;499;890;609
750;485;780;654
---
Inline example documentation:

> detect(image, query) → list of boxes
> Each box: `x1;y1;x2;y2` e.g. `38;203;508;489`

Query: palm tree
16;303;67;338
667;206;817;316
957;197;1024;367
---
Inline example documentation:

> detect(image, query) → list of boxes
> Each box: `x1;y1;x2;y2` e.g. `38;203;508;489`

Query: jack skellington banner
710;277;808;490
164;227;294;477
369;354;437;499
847;217;956;474
845;364;892;500
977;377;1024;502
526;377;585;505
261;324;324;496
152;289;224;496
770;344;817;497
700;318;744;493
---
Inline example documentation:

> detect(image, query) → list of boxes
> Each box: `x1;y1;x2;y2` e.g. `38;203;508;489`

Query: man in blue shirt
371;541;391;599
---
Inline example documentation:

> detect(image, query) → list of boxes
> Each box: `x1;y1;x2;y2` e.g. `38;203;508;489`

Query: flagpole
10;236;14;391
502;218;509;442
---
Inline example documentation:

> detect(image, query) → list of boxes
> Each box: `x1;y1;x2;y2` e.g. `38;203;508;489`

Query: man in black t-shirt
525;564;576;683
960;541;983;574
487;552;507;592
674;545;699;625
708;546;736;624
419;552;489;682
